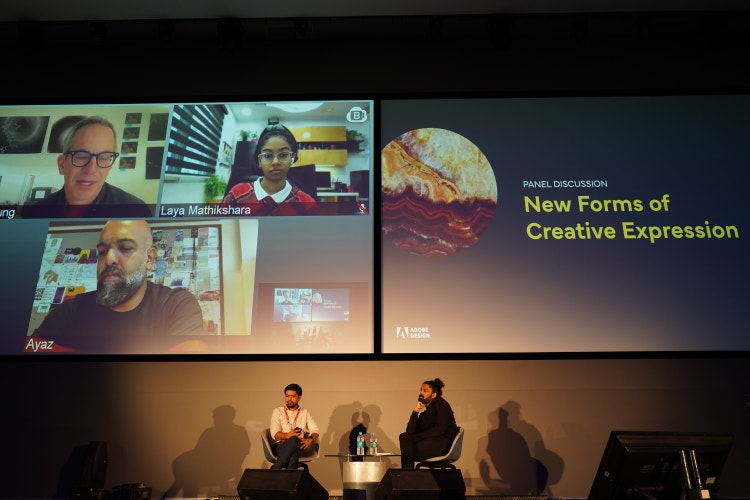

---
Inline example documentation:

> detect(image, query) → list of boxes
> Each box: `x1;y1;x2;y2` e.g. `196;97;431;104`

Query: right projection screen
380;94;749;354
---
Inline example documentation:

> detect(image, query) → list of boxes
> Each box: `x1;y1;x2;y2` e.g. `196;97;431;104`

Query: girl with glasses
221;124;318;216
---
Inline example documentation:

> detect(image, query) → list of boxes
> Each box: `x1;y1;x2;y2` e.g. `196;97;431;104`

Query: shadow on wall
363;403;398;461
162;404;250;499
475;400;564;496
324;401;399;475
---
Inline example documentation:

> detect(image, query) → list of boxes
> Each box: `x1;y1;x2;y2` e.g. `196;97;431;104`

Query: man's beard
96;263;147;307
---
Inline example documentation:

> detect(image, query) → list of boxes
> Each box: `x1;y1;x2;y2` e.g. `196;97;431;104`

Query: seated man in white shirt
269;383;320;469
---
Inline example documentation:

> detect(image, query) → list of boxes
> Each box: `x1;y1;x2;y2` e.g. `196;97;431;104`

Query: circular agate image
381;128;498;257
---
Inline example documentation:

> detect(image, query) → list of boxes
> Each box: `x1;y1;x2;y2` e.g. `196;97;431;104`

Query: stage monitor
588;430;733;500
57;441;108;499
237;469;327;500
374;468;466;500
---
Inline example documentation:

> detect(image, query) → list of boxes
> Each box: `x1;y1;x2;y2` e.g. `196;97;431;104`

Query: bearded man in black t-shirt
32;220;204;338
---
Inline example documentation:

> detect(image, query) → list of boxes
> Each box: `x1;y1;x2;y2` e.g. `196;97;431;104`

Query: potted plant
346;128;363;141
203;174;227;203
346;129;364;152
240;130;258;142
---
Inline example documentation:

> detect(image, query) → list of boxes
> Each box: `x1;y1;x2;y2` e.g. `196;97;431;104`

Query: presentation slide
380;94;749;354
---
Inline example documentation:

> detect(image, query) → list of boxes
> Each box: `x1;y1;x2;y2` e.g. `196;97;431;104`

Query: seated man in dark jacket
399;377;459;469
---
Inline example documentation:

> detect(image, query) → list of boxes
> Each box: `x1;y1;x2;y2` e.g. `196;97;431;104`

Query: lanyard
284;406;301;429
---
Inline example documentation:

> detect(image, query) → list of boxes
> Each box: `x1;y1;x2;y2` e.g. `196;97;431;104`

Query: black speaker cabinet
83;441;108;491
59;441;109;499
374;469;466;500
237;469;328;500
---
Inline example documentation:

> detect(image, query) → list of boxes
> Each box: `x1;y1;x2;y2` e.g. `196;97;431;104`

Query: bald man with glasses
22;116;152;219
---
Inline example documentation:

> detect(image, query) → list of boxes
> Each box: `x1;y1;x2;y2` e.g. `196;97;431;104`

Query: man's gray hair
62;116;117;153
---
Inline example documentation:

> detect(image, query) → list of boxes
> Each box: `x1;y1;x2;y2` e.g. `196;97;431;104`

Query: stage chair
260;428;319;470
415;427;464;469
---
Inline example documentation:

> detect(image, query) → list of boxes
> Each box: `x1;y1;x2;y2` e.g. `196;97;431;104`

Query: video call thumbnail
273;287;350;323
253;282;370;354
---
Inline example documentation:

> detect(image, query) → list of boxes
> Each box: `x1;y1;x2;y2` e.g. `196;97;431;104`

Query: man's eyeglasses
65;150;120;168
257;151;295;164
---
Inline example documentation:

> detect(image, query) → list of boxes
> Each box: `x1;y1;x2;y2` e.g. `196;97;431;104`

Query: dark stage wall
2;12;750;101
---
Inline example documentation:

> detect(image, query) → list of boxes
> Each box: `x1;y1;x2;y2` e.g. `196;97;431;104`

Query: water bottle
369;431;377;455
356;431;365;455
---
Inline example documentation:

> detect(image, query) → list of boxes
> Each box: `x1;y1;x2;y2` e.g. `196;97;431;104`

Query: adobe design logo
396;327;431;339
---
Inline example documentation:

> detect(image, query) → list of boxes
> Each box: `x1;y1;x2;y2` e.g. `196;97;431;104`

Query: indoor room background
0;105;166;207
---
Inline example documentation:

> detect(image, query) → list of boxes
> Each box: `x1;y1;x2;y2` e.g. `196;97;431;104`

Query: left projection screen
0;99;374;355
